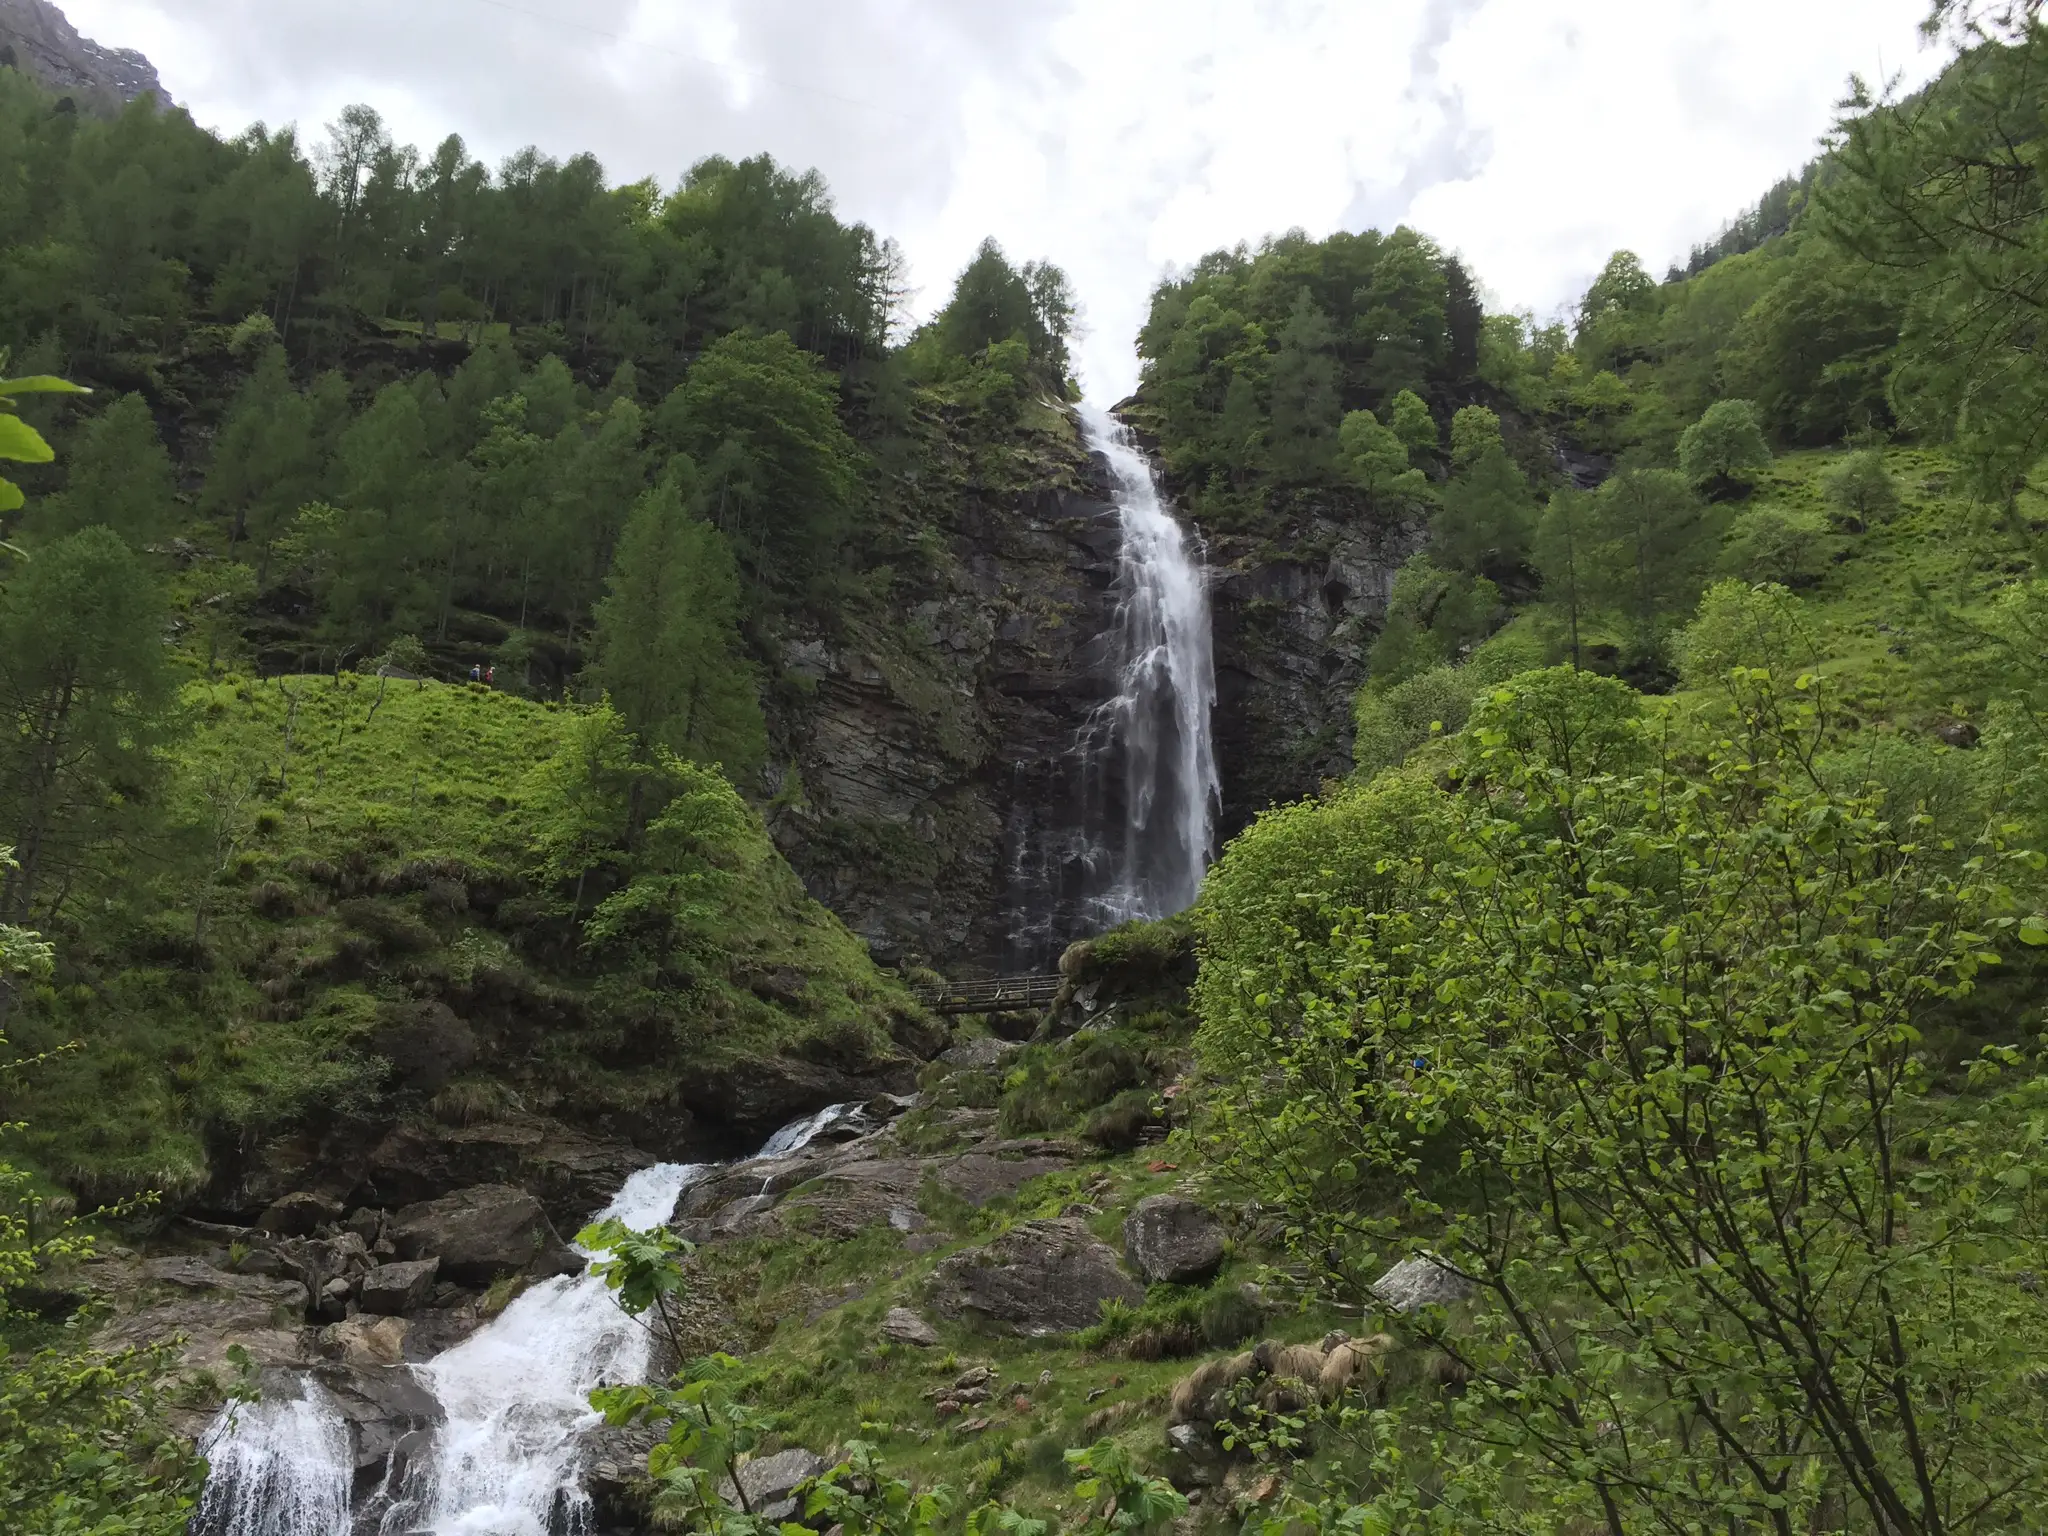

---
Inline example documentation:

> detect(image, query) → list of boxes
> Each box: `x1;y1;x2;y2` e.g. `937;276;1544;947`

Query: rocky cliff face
768;407;1419;972
0;0;163;105
1207;506;1422;833
768;409;1131;973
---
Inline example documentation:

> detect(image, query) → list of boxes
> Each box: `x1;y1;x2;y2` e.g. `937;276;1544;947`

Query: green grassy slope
4;673;914;1203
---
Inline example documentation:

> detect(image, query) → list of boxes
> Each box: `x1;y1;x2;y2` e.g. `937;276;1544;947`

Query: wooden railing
913;973;1064;1016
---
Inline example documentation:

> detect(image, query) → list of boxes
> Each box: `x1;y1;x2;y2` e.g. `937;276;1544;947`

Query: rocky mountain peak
0;0;162;105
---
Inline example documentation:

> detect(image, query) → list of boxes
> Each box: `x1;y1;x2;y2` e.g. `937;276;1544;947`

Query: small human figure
485;665;495;686
469;663;481;682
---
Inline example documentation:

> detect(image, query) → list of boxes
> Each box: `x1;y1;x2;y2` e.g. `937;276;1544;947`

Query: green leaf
0;375;90;397
0;476;22;512
0;414;54;464
2019;917;2048;946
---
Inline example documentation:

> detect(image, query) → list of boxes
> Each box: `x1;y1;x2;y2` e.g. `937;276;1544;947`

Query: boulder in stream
389;1184;581;1285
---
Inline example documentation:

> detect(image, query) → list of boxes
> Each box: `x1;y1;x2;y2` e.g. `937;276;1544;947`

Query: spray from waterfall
1075;404;1221;926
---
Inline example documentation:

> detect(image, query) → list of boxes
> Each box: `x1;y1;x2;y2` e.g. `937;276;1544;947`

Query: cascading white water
1075;404;1222;925
192;1379;354;1536
385;1160;709;1536
193;1109;858;1536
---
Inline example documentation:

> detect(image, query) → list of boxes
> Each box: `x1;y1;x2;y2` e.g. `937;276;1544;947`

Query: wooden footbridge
913;973;1064;1016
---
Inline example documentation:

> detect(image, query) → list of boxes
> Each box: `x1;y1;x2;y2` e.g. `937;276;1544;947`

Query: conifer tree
0;527;177;921
32;393;177;547
1433;445;1534;579
1268;289;1341;480
589;475;766;779
655;332;862;593
1588;468;1720;666
1534;488;1596;669
204;344;322;565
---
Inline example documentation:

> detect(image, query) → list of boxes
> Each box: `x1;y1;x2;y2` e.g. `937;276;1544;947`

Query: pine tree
204;344;322;567
1268;289;1341;481
654;332;861;593
327;382;440;647
589;476;766;778
1534;488;1596;669
1588;469;1720;667
32;393;177;547
0;527;177;921
1433;445;1534;579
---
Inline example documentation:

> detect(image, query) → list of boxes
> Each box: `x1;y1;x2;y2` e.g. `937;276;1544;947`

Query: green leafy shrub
1824;446;1902;527
1082;1088;1159;1150
1352;665;1476;777
1675;579;1822;689
1677;397;1772;497
1195;664;2048;1531
1719;504;1834;585
998;1030;1153;1136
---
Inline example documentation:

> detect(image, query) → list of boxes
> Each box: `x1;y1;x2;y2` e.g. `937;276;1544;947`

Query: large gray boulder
1123;1194;1226;1284
929;1217;1142;1335
390;1185;581;1285
720;1448;826;1522
1373;1255;1476;1313
358;1257;440;1316
317;1314;410;1367
881;1307;939;1346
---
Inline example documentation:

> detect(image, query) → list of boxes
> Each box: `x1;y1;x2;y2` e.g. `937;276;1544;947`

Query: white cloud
63;0;1945;398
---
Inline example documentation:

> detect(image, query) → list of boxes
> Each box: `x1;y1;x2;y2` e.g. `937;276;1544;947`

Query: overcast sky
67;0;1944;400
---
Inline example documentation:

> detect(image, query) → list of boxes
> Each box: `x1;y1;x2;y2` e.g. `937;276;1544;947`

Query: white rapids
1076;403;1222;926
192;1108;859;1536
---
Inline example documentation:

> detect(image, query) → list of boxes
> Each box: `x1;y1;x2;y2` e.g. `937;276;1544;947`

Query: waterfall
192;1379;353;1536
192;1109;858;1536
1074;404;1221;927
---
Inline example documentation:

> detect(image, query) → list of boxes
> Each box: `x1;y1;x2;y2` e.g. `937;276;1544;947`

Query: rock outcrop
927;1216;1143;1335
767;410;1421;970
1123;1194;1226;1284
1207;506;1421;834
358;1257;440;1316
0;0;162;105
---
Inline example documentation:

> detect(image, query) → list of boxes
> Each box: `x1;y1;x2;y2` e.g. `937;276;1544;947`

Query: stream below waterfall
191;1105;861;1536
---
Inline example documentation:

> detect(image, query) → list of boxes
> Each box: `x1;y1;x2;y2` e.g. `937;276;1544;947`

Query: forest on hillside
7;0;2048;1530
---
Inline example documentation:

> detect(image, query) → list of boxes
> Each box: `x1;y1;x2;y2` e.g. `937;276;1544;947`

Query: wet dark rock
358;1257;440;1316
256;1190;343;1237
355;1115;655;1229
390;1185;580;1285
1124;1195;1226;1285
309;1362;444;1472
680;1055;916;1149
369;998;477;1094
928;1216;1143;1335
